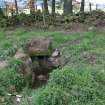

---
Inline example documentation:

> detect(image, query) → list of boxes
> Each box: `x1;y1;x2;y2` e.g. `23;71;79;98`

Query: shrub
0;10;105;28
21;86;70;105
1;96;13;105
0;68;25;94
0;18;8;27
8;58;23;72
34;10;43;21
0;46;17;60
0;84;6;96
20;67;105;105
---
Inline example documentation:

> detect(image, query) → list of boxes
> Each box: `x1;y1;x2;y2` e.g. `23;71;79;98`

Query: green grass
1;28;105;105
0;28;105;68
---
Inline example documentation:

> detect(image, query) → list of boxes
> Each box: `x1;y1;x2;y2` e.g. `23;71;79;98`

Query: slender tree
14;0;18;14
80;0;85;13
96;4;98;10
52;0;55;13
64;0;73;14
0;6;4;17
43;0;49;14
0;7;3;16
89;2;92;12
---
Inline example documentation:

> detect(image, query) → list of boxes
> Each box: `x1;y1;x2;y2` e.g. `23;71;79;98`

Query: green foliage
0;10;105;29
1;26;105;105
0;46;17;60
0;18;8;27
8;58;23;72
0;8;4;17
0;84;6;96
34;87;69;105
1;96;13;105
20;67;105;105
0;69;25;94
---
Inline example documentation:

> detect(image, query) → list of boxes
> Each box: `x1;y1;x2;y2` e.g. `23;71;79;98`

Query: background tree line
0;0;85;15
39;0;85;15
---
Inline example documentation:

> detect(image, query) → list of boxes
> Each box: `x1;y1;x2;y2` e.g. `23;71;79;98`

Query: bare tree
43;0;49;14
96;4;98;10
14;0;18;14
64;0;73;14
0;7;3;16
89;2;92;12
80;0;85;13
52;0;55;13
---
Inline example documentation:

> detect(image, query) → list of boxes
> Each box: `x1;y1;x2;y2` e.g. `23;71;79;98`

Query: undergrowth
0;28;105;104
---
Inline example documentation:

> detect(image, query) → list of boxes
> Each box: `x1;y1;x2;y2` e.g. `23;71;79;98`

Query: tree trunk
52;0;55;13
96;4;98;10
0;7;2;14
0;6;4;17
89;3;92;12
80;0;85;13
43;0;49;14
64;0;72;14
14;0;18;14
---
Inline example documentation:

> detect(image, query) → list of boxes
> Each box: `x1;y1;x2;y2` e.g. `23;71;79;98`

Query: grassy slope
1;28;105;104
0;28;105;69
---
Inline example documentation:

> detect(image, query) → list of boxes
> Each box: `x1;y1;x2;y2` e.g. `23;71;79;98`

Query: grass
0;28;105;67
1;28;105;104
0;28;105;64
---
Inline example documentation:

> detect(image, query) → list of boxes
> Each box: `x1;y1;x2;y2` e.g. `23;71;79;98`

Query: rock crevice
14;38;61;88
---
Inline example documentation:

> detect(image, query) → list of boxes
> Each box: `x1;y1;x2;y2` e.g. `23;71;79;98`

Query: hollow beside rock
14;38;61;88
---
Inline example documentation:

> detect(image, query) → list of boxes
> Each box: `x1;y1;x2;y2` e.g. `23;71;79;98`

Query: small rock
51;49;60;57
0;96;4;103
37;75;47;81
14;48;29;61
88;26;95;31
16;95;22;98
0;60;8;70
8;85;16;94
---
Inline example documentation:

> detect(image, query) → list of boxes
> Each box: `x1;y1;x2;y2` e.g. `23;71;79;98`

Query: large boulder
14;48;29;61
25;38;53;56
14;48;33;87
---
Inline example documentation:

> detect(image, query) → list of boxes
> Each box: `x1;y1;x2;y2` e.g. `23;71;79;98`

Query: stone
37;75;47;81
0;60;8;70
0;96;4;103
14;48;29;61
25;38;52;56
8;85;17;94
22;58;33;87
88;26;96;31
7;93;22;103
49;49;61;68
51;48;60;57
49;57;61;68
14;48;33;87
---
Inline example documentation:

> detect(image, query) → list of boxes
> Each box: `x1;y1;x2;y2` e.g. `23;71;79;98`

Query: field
0;27;105;105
